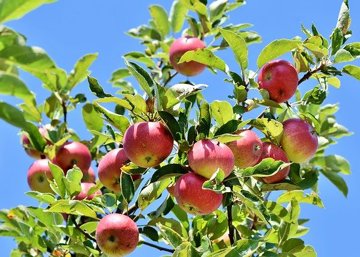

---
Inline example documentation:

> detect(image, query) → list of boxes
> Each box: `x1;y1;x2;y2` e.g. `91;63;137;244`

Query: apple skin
82;167;96;183
259;142;290;184
95;213;139;257
188;139;234;179
258;60;298;103
21;126;50;159
74;183;102;200
169;37;206;76
281;118;318;163
27;159;53;193
53;142;92;173
227;130;263;168
123;121;174;168
174;172;223;215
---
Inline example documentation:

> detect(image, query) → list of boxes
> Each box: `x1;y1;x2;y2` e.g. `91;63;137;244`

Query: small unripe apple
53;142;92;173
227;130;263;168
82;167;96;183
74;183;102;200
258;60;298;103
27;159;53;193
21;126;50;159
281;118;318;163
188;139;234;179
123;121;174;168
169;36;206;76
259;142;290;184
95;213;139;257
174;172;223;215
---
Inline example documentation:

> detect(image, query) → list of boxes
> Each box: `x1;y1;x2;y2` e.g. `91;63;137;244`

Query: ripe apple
21;126;50;159
95;213;139;257
123;121;174;168
227;130;263;168
259;142;290;184
174;172;223;215
258;60;298;103
74;183;102;200
169;36;206;76
281;118;318;163
188;139;234;179
82;167;96;183
27;159;53;193
53;141;92;173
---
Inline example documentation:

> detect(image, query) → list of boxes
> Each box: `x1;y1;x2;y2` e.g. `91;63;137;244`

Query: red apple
53;142;92;173
123;121;174;168
259;142;290;184
227;130;263;168
27;159;53;193
169;36;206;76
281;118;318;163
258;60;298;103
95;213;139;257
188;139;234;179
21;126;50;159
82;167;96;183
74;183;102;200
174;172;223;215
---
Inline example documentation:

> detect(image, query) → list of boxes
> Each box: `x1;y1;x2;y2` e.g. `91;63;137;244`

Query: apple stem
140;241;174;253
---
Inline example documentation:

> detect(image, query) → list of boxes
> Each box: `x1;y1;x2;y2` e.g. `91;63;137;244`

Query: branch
71;216;100;251
298;64;324;85
140;241;175;253
227;203;235;245
61;98;68;125
164;71;178;87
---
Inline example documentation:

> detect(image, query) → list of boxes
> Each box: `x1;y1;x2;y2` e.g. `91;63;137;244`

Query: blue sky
0;0;359;256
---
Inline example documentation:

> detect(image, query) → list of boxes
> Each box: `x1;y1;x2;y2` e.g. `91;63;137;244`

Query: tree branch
298;64;324;85
140;241;175;253
164;71;178;87
227;203;235;245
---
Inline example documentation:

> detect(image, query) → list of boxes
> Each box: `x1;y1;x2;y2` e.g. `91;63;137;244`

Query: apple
258;60;298;103
27;159;53;193
123;121;174;168
174;172;223;215
95;213;139;257
259;142;290;184
21;126;50;159
281;118;318;163
74;183;102;200
188;139;234;179
53;141;92;173
227;130;263;168
82;167;96;183
169;36;206;76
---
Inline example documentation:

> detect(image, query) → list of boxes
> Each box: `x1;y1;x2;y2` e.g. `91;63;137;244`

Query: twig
61;98;68;125
164;72;178;87
227;203;235;245
71;216;100;251
140;241;175;253
298;64;324;85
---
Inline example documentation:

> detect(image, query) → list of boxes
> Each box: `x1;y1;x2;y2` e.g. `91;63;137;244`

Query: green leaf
235;158;290;177
88;76;112;98
110;68;131;82
321;170;348;197
0;0;56;23
26;191;56;204
336;0;351;34
343;65;360;80
149;217;187;238
157;223;184;248
277;191;324;208
151;164;187;183
265;201;291;223
124;52;155;68
138;178;172;210
66;53;98;91
80;221;98;234
120;172;135;203
0;72;35;103
311;155;350;174
198;101;211;138
0;101;27;128
158;111;182;141
209;0;227;22
82;103;104;132
125;59;154;97
334;49;355;63
249;118;283;144
257;39;301;68
331;28;344;55
48;162;66;198
344;42;360;58
210;100;233;126
140;226;159;241
170;0;188;33
220;28;248;70
179;49;227;72
215;133;243;144
149;5;170;38
64;167;83;197
180;0;207;15
47;200;98;219
93;103;130;134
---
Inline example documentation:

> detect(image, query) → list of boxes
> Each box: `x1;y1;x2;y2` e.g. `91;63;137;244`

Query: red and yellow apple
169;36;206;76
258;60;298;103
227;130;263;168
74;182;102;200
27;159;53;193
281;118;318;163
123;121;173;168
188;139;234;179
174;172;223;215
95;213;139;257
259;142;290;184
21;126;50;159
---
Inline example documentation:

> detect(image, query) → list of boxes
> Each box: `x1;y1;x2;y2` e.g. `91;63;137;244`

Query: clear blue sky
0;0;359;256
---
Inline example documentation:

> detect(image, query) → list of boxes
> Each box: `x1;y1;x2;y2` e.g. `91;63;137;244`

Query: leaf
26;191;56;204
48;162;66;198
321;170;348;197
311;155;350;174
150;164;187;182
331;28;344;55
173;242;194;257
220;28;248;70
138;178;172;210
249;118;283;144
265;201;291;223
170;0;188;33
215;133;243;144
149;217;186;237
120;172;135;203
179;49;227;72
198;101;211;138
149;5;170;38
125;59;154;97
262;183;302;192
344;42;360;58
235;158;290;177
210;100;233;126
80;221;98;234
0;72;35;103
82;103;104;132
209;0;227;22
158;111;182;141
140;226;159;241
343;65;360;80
93;104;129;134
257;39;301;68
336;0;351;34
110;68;131;82
47;200;98;219
0;0;56;23
64;167;83;197
66;53;98;91
0;101;27;128
277;191;324;208
124;52;155;68
334;49;354;63
157;223;184;248
88;76;112;98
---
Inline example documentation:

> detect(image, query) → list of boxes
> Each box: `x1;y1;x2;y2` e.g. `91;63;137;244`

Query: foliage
0;0;358;256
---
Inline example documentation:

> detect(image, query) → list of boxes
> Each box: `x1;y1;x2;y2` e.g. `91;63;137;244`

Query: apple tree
0;0;358;256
